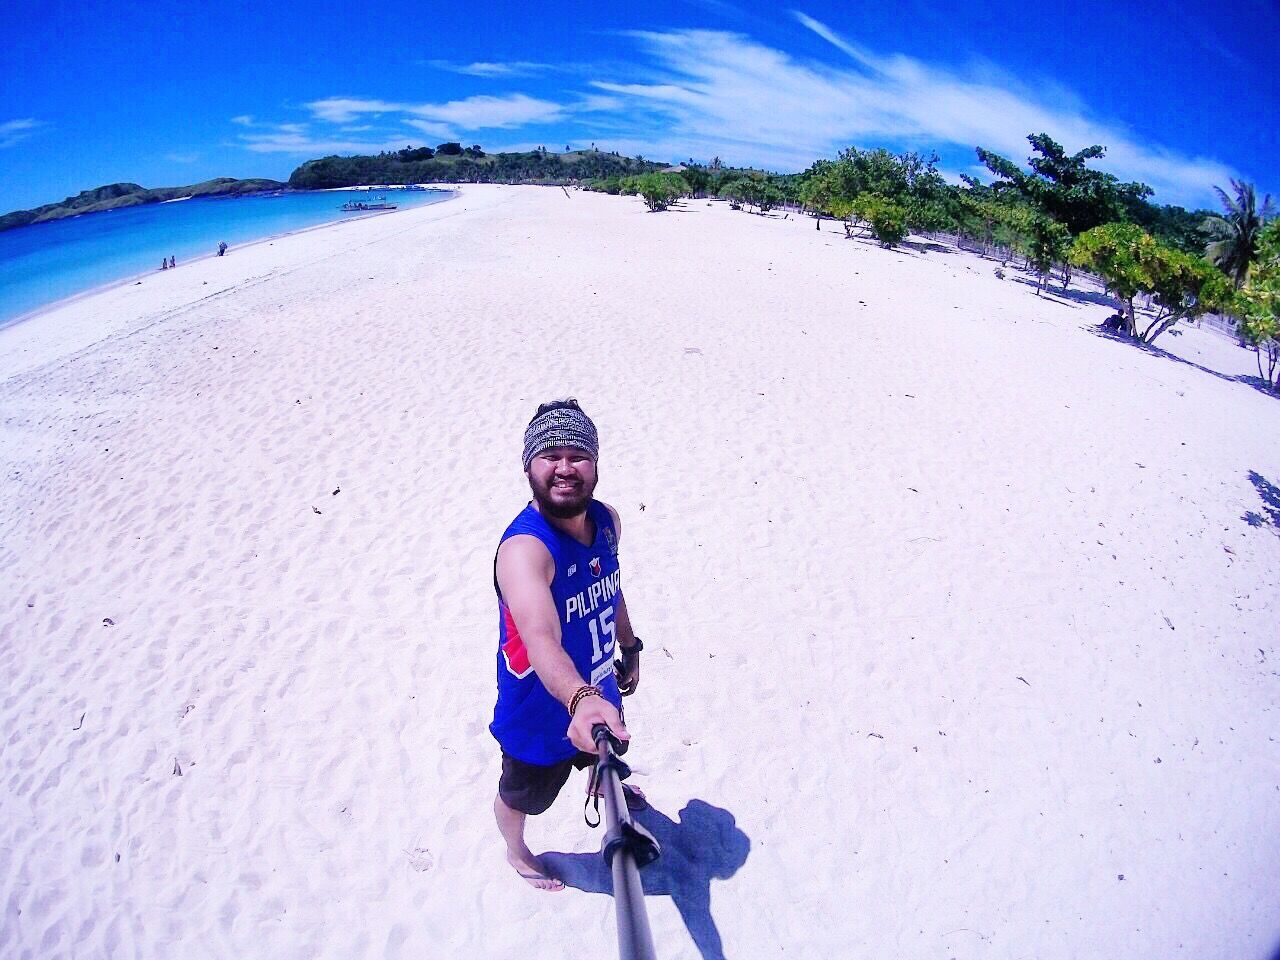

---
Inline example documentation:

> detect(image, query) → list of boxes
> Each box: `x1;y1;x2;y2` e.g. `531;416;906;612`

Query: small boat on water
339;195;397;212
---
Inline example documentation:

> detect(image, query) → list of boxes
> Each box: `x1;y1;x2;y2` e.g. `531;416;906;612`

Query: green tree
1026;215;1072;293
718;176;781;213
1120;195;1213;253
798;150;943;236
798;162;839;227
635;172;690;211
1201;179;1276;288
751;180;784;213
952;190;1038;263
719;178;746;210
825;197;856;235
978;134;1153;287
904;197;957;234
798;169;832;208
829;147;945;206
681;166;711;197
851;194;908;247
1238;219;1280;390
1144;249;1236;343
1070;223;1236;343
585;176;623;195
978;134;1152;235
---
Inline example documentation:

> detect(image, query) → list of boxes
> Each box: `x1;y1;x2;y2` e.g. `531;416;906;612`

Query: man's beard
529;473;596;519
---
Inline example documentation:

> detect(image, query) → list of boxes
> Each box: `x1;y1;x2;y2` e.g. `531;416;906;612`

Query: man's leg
494;793;563;891
495;753;575;891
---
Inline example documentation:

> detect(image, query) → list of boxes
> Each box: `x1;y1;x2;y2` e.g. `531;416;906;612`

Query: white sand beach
2;185;1277;959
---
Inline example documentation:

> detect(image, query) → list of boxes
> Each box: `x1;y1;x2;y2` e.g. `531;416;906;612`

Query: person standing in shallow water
490;399;646;891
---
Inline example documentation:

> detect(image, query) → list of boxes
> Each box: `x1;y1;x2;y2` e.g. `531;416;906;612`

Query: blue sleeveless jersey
490;499;623;765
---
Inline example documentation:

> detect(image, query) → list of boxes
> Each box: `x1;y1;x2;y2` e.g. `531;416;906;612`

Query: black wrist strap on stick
585;739;633;828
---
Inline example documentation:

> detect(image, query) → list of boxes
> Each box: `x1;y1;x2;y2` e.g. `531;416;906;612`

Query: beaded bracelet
568;684;604;717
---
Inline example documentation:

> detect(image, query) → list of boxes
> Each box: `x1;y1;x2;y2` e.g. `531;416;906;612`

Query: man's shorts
499;751;597;816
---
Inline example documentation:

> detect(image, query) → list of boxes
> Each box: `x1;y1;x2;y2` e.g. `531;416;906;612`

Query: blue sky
2;0;1276;213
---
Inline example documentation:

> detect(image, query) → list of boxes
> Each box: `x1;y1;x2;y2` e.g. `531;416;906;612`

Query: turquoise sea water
0;188;453;328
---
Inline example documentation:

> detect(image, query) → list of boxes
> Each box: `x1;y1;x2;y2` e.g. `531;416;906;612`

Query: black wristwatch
620;636;643;657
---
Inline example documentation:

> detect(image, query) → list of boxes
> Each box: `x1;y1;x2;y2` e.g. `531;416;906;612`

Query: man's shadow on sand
541;799;750;960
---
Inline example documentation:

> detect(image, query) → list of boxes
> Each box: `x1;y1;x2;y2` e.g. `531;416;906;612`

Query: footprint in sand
405;846;434;872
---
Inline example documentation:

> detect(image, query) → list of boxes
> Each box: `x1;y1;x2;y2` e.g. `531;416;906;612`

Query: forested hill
0;178;286;232
287;144;664;189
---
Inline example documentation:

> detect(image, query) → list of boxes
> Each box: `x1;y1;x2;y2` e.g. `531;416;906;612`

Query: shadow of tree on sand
1085;326;1280;401
1050;283;1122;308
898;238;955;255
1007;274;1127;308
541;799;750;960
1244;471;1280;530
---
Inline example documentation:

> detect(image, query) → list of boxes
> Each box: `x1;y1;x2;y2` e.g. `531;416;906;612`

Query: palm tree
1202;179;1275;287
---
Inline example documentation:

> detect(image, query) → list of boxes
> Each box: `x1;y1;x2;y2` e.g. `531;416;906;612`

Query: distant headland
0;178;287;232
0;144;665;232
285;142;662;188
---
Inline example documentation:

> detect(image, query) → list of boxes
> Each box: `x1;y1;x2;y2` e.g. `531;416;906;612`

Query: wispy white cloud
228;15;1242;203
305;98;404;123
425;59;557;78
574;94;626;113
586;17;1236;204
239;136;403;155
404;119;456;140
794;14;1234;202
164;151;201;164
305;93;564;129
235;122;407;155
415;94;564;128
1;118;48;148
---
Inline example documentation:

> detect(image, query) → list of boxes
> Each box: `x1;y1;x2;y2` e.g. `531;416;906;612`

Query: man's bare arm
614;593;638;648
604;502;623;544
496;535;585;707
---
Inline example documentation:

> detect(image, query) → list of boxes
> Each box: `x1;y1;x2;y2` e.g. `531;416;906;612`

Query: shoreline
0;188;457;334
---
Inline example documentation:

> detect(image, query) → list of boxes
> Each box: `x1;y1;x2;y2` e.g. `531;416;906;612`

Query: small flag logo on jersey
568;563;578;576
590;557;602;577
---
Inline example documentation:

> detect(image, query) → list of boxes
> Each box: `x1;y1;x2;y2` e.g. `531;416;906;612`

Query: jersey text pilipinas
565;569;621;622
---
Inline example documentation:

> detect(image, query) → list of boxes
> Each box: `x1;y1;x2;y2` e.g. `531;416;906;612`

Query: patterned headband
523;400;599;469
